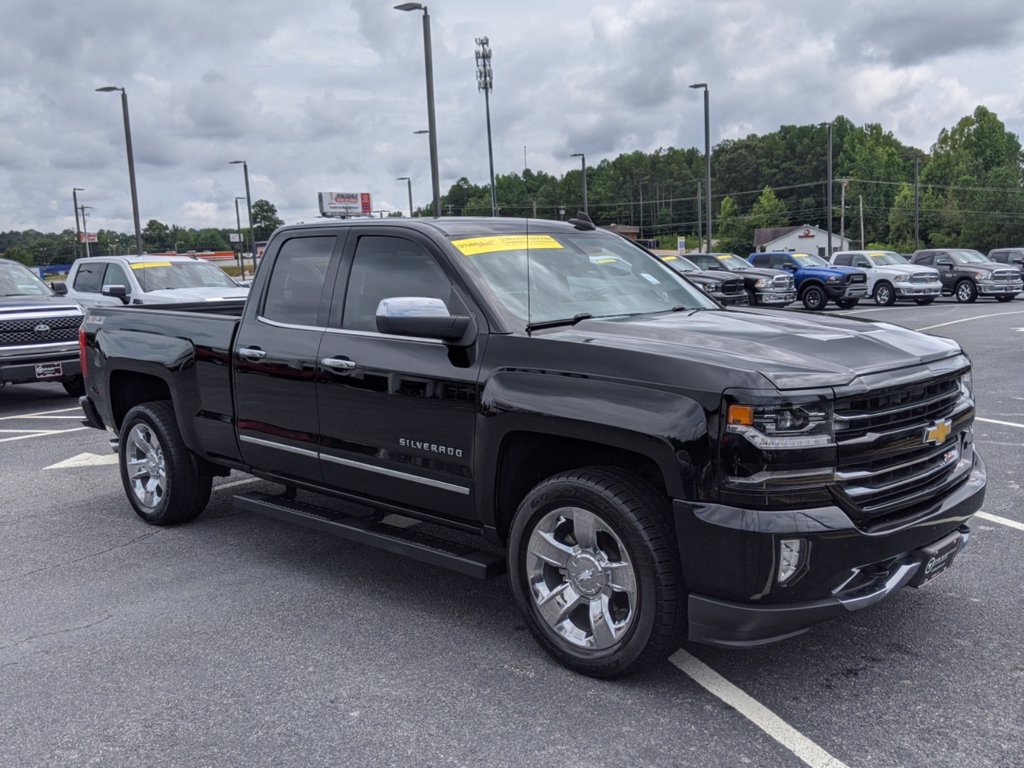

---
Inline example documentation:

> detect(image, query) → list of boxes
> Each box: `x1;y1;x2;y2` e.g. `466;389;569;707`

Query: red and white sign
78;233;98;243
797;228;814;238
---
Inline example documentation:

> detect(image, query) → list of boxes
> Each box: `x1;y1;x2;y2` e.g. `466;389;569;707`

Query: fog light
778;539;804;584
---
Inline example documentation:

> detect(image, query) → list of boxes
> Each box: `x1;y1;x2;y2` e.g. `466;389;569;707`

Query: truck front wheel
507;467;686;678
801;284;827;310
118;401;212;525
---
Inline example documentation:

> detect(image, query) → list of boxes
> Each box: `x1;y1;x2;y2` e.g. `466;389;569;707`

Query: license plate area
908;530;962;588
35;362;62;379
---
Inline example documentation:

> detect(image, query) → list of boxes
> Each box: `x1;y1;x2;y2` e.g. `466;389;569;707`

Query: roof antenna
568;211;595;231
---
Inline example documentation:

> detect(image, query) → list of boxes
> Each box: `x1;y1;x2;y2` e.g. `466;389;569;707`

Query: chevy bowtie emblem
924;418;952;446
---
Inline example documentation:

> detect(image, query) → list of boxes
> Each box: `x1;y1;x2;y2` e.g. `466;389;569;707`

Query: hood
0;295;83;314
139;286;250;303
731;266;790;280
958;262;1016;274
548;307;962;390
801;264;863;278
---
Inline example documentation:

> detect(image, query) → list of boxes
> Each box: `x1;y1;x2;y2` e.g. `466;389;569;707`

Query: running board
234;491;506;579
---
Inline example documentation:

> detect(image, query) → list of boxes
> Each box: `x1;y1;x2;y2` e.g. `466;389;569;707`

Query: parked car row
660;247;1023;311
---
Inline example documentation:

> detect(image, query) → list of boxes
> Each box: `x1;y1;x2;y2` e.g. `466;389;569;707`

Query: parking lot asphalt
1;296;1022;768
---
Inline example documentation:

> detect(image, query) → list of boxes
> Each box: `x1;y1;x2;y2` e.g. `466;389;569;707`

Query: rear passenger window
73;262;105;293
261;236;335;326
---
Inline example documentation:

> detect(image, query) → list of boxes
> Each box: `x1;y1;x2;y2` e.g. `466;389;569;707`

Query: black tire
914;297;935;305
995;294;1015;303
61;375;84;397
873;281;895;306
507;466;686;678
118;400;212;525
955;279;977;303
836;298;860;309
801;284;827;310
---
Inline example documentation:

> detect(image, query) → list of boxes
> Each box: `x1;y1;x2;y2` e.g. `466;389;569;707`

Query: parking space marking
976;511;1024;532
916;310;1024;331
214;476;260;492
0;427;89;443
669;649;849;768
45;452;118;469
0;406;82;421
977;416;1024;429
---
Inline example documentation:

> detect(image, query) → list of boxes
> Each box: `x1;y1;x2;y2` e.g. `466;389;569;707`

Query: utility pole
826;122;833;257
475;37;497;217
859;195;865;248
696;180;702;250
839;177;849;245
914;155;920;250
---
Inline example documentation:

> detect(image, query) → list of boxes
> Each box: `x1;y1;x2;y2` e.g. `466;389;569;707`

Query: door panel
317;231;482;521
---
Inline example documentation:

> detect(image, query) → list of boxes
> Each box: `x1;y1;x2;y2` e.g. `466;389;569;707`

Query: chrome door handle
321;357;356;371
238;347;267;361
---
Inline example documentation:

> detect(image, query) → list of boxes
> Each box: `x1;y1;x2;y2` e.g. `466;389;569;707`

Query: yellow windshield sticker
451;234;563;256
131;262;172;269
660;255;678;261
715;254;731;260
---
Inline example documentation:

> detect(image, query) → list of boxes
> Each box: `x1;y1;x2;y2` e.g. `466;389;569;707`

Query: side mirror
782;263;796;271
102;284;130;305
51;281;68;296
375;297;475;344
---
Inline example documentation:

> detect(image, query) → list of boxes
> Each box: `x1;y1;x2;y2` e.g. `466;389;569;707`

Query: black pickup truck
79;216;985;677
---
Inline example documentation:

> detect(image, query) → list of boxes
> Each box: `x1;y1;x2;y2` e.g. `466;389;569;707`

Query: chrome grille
720;278;744;295
909;273;932;283
0;313;83;348
833;374;971;527
772;275;794;289
993;270;1018;282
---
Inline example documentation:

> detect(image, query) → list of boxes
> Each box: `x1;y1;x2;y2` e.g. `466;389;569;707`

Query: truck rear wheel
118;401;212;525
507;467;686;678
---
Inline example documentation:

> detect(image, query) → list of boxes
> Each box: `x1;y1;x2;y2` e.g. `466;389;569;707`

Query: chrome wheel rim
957;283;972;302
125;423;167;510
875;285;891;305
525;507;637;651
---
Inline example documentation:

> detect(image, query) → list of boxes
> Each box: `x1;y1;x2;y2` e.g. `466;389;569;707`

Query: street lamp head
689;82;707;90
73;187;85;192
228;159;246;165
396;176;410;181
570;153;584;158
413;129;430;135
95;85;123;93
394;2;425;11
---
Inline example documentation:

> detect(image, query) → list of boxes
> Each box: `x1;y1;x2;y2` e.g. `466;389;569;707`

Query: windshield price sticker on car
451;235;564;256
661;255;679;261
130;262;172;270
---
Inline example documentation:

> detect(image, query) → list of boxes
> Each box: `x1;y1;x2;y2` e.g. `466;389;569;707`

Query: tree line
3;105;1022;266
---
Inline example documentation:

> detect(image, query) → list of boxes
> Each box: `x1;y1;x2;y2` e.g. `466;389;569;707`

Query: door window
102;263;131;290
261;236;335;326
73;262;105;293
341;236;460;332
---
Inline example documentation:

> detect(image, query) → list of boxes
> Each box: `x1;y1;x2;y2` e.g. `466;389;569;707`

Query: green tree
748;186;789;231
251;200;284;241
714;196;752;254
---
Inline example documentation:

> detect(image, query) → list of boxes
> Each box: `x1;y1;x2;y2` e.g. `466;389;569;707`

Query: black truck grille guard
831;374;971;530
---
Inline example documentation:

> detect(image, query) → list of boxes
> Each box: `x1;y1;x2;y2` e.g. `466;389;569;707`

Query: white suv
830;250;942;306
65;254;248;309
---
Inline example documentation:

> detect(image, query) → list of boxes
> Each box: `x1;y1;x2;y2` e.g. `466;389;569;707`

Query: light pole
475;36;497;216
689;83;712;252
395;3;441;218
228;160;254;269
824;121;833;256
79;206;92;258
234;196;247;276
570;153;588;214
96;86;143;255
72;188;85;259
396;176;414;217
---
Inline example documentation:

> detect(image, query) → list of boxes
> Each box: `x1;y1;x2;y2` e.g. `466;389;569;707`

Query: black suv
687;253;796;307
657;254;749;306
911;248;1022;303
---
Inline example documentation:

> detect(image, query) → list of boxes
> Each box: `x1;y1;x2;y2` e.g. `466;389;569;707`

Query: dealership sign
319;192;373;217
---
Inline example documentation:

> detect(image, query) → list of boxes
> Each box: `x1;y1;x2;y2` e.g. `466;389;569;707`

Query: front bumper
754;290;797;306
675;451;986;647
825;283;868;299
715;293;750;307
0;349;81;385
895;283;942;297
977;280;1022;295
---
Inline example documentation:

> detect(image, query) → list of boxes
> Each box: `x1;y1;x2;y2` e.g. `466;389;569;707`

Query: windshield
0;261;54;297
659;255;700;273
691;253;749;271
792;253;830;267
867;251;909;266
948;250;989;264
451;231;715;326
132;260;241;292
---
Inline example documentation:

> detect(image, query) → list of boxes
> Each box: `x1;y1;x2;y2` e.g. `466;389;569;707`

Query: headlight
754;278;770;288
894;274;910;283
726;401;834;449
703;283;718;292
827;275;841;283
959;370;973;399
977;270;992;280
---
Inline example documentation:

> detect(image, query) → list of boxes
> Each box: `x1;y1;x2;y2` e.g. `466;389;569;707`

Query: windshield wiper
526;313;593;332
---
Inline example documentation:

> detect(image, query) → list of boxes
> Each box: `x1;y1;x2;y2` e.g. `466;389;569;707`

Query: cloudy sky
3;0;1023;236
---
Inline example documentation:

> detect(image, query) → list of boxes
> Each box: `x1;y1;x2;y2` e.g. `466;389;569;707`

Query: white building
754;224;852;257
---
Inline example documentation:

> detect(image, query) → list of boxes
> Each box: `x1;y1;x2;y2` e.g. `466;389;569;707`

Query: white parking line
976;511;1024;532
916;309;1024;331
0;427;89;443
977;416;1024;429
0;406;82;421
214;476;260;492
669;649;849;768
